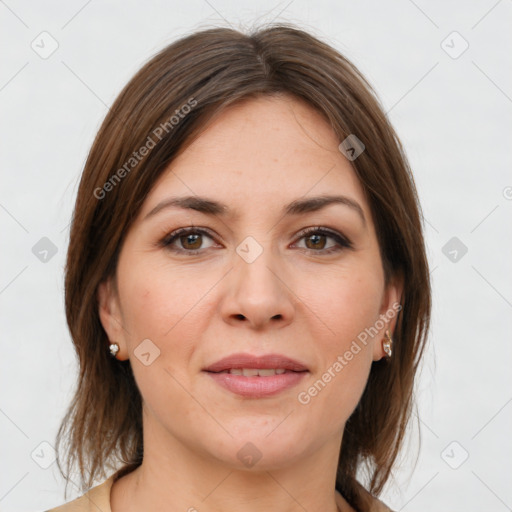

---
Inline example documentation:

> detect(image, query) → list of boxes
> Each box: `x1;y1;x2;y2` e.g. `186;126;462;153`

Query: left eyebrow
144;194;366;226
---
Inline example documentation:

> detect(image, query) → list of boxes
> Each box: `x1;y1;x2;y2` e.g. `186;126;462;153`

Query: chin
212;423;309;469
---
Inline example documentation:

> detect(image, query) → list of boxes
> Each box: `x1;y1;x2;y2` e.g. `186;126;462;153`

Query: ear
372;273;403;361
97;278;128;360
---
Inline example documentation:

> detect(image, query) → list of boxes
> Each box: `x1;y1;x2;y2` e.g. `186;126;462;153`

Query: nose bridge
223;233;295;327
235;233;282;297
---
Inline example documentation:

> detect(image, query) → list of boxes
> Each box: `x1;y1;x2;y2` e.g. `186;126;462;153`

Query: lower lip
205;371;308;398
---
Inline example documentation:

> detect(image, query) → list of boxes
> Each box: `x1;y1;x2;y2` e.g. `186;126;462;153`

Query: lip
206;371;307;398
203;353;309;373
203;353;309;398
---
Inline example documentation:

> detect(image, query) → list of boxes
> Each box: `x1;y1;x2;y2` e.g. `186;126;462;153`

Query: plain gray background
1;1;511;511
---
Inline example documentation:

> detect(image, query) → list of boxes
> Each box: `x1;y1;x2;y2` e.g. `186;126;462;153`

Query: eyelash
159;226;353;256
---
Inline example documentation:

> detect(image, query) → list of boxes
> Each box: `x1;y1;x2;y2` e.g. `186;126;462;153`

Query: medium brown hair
56;22;431;507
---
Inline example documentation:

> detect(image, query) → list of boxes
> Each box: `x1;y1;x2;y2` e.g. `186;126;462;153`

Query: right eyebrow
284;195;366;226
144;194;366;227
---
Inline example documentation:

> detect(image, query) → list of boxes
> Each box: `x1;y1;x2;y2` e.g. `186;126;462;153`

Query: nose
220;243;296;331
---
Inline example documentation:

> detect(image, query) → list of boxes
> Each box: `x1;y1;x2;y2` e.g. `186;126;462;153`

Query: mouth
211;368;296;376
203;353;309;398
203;352;309;373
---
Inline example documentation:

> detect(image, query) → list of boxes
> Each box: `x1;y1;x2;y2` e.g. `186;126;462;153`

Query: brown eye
179;233;202;250
294;227;352;255
161;228;216;254
304;233;328;250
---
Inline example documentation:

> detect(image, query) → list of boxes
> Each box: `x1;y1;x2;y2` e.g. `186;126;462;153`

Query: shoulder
44;476;114;512
336;486;395;512
357;487;395;512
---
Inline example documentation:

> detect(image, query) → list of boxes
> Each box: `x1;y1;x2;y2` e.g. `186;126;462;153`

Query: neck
110;423;353;512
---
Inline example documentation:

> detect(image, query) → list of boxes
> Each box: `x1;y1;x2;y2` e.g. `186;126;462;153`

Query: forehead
139;95;369;222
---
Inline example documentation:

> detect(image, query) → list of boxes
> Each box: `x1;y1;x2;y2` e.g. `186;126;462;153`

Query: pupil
183;234;201;249
307;234;325;249
180;233;327;251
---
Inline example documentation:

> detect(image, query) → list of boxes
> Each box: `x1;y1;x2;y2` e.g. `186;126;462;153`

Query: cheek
295;267;382;421
118;256;210;340
303;264;384;347
116;256;219;398
115;261;206;415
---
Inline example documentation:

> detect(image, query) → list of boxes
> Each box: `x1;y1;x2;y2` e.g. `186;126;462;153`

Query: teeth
225;368;288;376
254;369;276;377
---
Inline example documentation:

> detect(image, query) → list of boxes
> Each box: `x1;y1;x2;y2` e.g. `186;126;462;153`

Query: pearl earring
109;343;120;357
383;330;393;358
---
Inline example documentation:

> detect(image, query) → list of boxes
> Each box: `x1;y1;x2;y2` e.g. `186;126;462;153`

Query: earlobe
382;273;403;329
97;278;126;359
97;279;112;334
373;274;403;361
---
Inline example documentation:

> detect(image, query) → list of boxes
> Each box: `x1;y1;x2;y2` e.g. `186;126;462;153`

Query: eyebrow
144;194;366;225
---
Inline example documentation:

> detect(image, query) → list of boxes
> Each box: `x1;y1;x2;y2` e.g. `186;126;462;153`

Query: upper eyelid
162;226;351;248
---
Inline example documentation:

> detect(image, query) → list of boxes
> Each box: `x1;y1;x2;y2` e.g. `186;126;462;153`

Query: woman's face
99;95;401;470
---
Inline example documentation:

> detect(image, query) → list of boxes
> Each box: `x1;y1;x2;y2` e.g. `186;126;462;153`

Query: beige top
45;475;393;512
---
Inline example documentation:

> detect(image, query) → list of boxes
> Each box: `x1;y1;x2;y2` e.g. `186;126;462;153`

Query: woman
48;23;431;512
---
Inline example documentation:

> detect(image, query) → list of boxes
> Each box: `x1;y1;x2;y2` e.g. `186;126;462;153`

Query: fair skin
98;94;401;512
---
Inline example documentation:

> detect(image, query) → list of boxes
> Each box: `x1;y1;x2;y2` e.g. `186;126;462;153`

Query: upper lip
204;353;309;373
